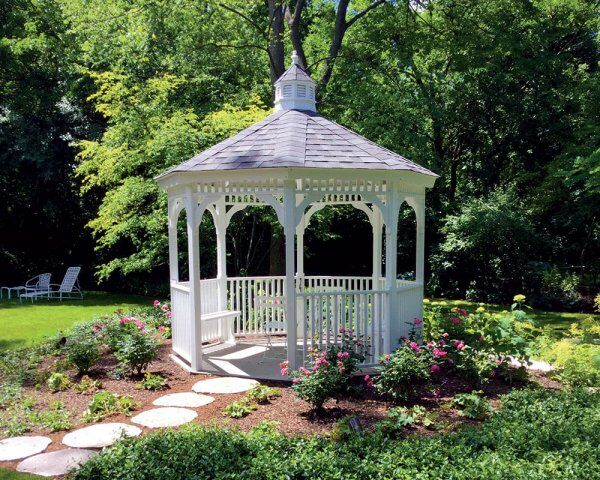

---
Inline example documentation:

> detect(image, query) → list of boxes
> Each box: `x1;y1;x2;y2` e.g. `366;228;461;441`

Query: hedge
72;388;600;480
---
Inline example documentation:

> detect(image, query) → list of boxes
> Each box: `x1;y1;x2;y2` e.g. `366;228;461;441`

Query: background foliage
1;0;598;306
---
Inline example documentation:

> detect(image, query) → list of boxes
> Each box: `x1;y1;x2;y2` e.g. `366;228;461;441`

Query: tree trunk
267;0;286;83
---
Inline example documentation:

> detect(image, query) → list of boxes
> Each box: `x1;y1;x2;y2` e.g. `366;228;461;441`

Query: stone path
62;423;142;449
131;407;198;428
16;448;96;477
0;436;51;461
153;391;215;408
4;376;260;476
192;377;259;394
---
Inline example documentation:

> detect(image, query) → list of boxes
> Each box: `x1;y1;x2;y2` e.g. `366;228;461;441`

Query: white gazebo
156;52;437;378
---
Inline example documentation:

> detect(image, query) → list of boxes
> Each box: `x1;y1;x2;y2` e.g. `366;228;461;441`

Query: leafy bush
83;392;139;423
73;388;600;480
222;399;257;418
375;343;433;401
46;372;71;392
33;400;73;432
423;297;536;382
136;372;167;391
245;385;281;404
543;340;600;387
115;330;160;376
329;415;361;442
66;330;101;374
373;405;438;438
451;391;494;420
285;328;364;410
74;375;103;395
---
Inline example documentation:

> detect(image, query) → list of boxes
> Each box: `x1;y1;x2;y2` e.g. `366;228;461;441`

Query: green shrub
34;400;73;432
543;339;600;387
375;343;433;401
373;405;438;438
285;329;365;410
222;399;257;418
46;372;71;392
66;331;101;374
135;372;167;391
245;385;280;404
451;390;494;420
83;391;139;423
74;375;102;395
115;331;159;376
73;388;599;480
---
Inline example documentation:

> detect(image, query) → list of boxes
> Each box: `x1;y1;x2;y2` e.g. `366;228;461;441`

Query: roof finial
291;50;300;66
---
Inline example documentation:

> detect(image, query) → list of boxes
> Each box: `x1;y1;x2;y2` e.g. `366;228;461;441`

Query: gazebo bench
200;310;240;345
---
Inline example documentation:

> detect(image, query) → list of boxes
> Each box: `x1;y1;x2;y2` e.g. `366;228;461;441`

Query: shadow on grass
0;291;149;309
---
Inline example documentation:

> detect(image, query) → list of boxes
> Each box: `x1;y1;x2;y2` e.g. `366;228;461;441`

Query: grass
0;469;43;479
0;291;149;351
426;298;597;337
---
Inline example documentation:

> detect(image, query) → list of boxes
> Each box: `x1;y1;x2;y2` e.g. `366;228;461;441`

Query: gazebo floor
171;339;296;381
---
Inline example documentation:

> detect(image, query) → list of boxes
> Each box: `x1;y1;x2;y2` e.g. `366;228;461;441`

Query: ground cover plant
71;388;599;480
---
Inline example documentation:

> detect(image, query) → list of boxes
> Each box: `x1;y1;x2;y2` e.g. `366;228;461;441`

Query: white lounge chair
1;273;52;301
20;267;83;302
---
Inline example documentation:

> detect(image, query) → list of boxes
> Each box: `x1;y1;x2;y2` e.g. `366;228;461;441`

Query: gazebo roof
157;52;436;180
158;109;436;177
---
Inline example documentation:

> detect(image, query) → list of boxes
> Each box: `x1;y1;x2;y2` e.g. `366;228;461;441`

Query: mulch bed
0;341;562;471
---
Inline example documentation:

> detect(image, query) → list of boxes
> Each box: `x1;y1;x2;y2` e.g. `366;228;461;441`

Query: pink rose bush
283;329;366;410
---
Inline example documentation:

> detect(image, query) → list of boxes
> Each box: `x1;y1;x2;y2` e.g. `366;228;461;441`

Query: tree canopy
1;0;598;307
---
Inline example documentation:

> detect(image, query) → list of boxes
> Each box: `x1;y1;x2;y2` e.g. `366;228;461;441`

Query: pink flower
153;300;160;307
93;323;102;332
119;317;129;324
442;332;449;338
384;354;391;362
479;336;484;343
165;311;172;318
281;368;290;376
414;318;422;326
427;341;434;349
430;364;441;373
455;308;467;317
337;360;345;373
158;325;165;333
452;317;461;325
135;320;145;330
161;304;169;311
292;377;301;384
433;388;441;397
364;375;374;388
440;339;446;347
339;326;346;334
337;351;350;359
409;341;421;353
432;348;447;359
299;367;311;376
280;361;288;369
453;340;465;351
274;299;279;305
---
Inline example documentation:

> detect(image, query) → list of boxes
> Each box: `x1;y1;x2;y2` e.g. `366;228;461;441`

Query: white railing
171;282;192;362
200;278;219;315
297;289;387;365
227;276;285;335
302;276;373;292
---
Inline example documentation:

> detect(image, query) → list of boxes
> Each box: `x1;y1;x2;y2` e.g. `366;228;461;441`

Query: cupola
274;51;316;112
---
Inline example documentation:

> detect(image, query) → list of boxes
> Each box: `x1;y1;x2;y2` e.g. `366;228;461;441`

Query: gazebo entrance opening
157;52;436;379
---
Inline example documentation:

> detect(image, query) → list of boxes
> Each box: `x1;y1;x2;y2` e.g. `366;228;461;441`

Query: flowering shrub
283;328;365;410
115;330;160;376
65;329;101;374
423;295;537;381
376;341;434;401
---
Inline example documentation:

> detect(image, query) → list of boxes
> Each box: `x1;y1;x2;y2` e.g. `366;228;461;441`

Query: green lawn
427;298;597;336
0;468;42;479
0;291;149;351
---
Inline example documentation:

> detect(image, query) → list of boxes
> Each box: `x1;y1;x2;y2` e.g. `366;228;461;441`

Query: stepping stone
62;423;142;449
16;448;96;477
0;436;51;461
131;407;197;428
192;377;259;394
153;392;215;408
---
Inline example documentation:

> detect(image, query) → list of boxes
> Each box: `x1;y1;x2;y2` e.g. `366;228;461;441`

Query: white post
414;195;425;285
371;207;382;289
168;199;179;285
284;183;298;370
215;198;228;311
384;187;400;354
296;215;305;278
185;193;203;371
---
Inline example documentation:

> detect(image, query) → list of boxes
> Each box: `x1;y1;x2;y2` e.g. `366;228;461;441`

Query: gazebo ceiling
157;52;437;182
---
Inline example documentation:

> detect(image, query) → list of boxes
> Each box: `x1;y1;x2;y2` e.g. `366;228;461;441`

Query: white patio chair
2;273;51;301
20;267;83;302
